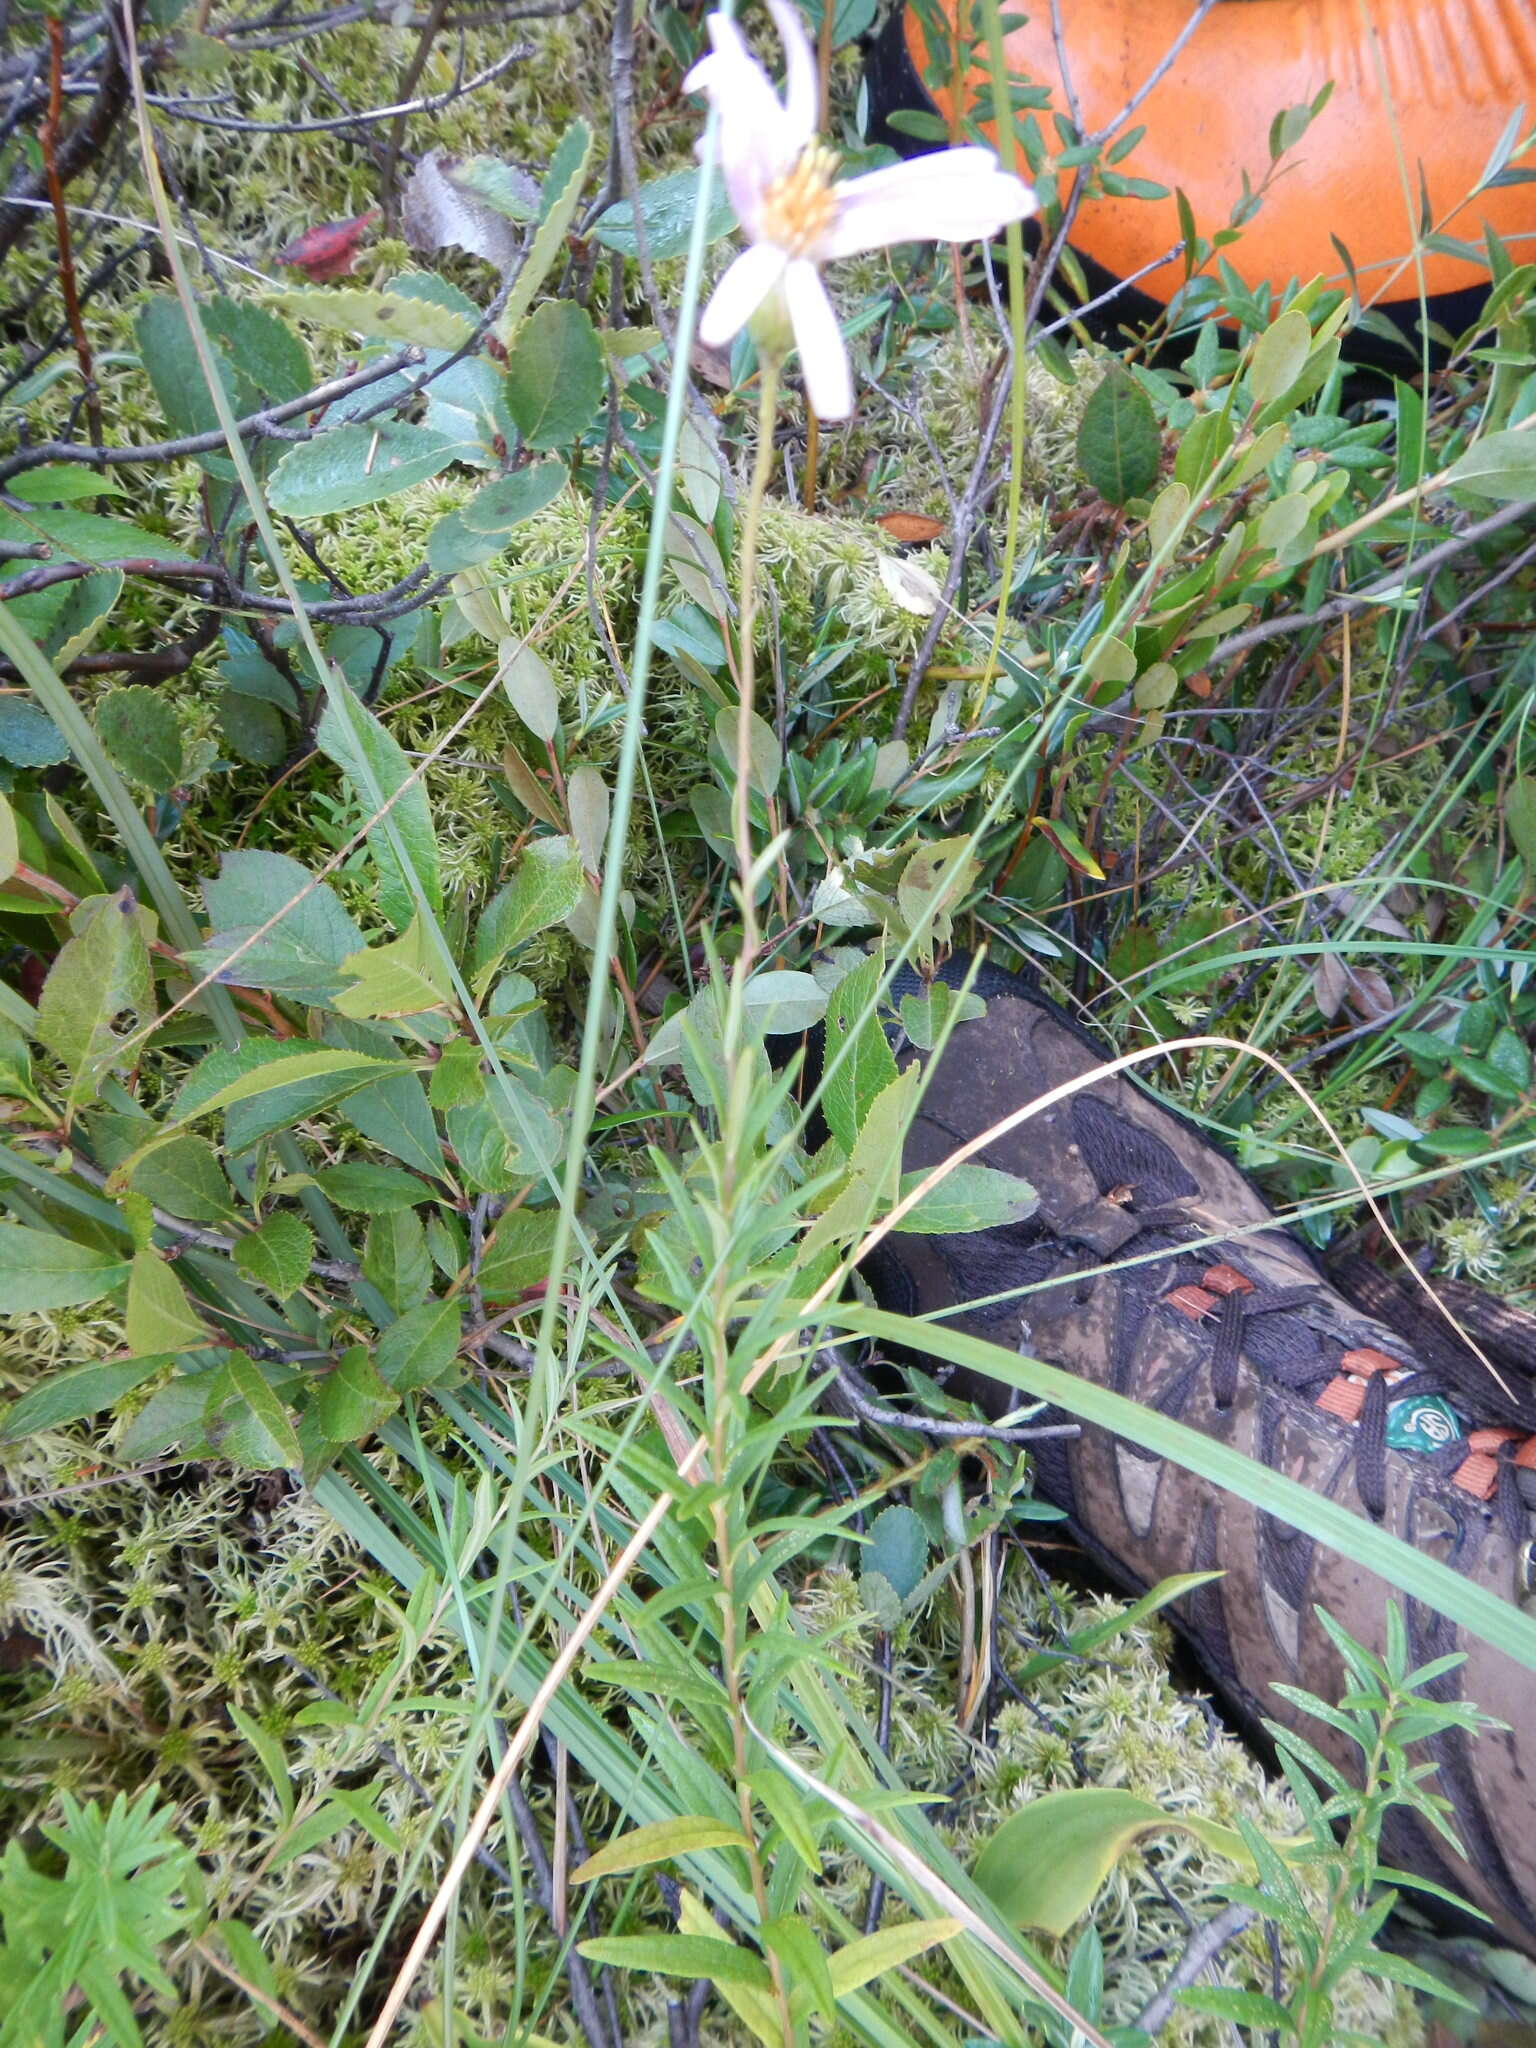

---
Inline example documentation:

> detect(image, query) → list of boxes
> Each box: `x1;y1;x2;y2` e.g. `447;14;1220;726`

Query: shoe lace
1063;1103;1536;1537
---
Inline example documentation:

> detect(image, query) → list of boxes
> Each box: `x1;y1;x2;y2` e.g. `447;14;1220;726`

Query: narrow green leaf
827;1917;963;1997
571;1817;751;1883
576;1935;772;1989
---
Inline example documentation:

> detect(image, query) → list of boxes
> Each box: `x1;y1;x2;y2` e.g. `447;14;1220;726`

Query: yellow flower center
759;142;841;257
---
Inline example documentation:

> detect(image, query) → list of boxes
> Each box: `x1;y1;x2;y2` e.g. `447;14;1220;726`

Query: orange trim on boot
904;0;1536;307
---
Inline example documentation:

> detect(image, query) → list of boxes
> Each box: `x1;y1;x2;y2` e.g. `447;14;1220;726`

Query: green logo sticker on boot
1387;1395;1463;1454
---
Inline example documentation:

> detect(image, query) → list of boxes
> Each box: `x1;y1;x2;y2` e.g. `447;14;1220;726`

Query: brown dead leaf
1344;965;1395;1020
876;511;945;545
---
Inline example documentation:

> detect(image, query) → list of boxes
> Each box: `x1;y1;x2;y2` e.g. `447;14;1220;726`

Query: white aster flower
686;0;1037;419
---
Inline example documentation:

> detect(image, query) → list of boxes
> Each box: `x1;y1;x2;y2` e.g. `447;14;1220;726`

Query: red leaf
275;210;380;281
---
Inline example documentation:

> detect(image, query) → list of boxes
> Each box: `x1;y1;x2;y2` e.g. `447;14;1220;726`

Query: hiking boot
860;953;1536;1951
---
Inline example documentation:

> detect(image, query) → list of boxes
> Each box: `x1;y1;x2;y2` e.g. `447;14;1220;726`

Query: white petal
686;12;804;200
822;148;1037;259
765;0;819;146
783;258;853;419
699;242;789;348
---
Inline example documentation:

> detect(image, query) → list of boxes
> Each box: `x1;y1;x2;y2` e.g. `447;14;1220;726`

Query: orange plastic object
1453;1449;1502;1500
1468;1425;1524;1451
1318;1376;1366;1423
1166;1283;1219;1320
1202;1263;1255;1297
905;0;1536;308
1515;1437;1536;1471
1338;1345;1403;1378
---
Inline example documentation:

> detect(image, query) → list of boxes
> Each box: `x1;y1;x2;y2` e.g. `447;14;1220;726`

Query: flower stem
730;356;783;979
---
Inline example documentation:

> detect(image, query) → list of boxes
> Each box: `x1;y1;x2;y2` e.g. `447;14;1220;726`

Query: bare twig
1133;1903;1258;2036
818;1346;1079;1446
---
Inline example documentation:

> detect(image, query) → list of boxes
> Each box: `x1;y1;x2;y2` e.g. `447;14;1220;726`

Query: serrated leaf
497;119;593;339
128;1134;235;1224
36;887;154;1114
203;297;312;405
473;836;584;989
234;1211;314;1299
1076;365;1160;505
267;285;476;349
896;1162;1038;1234
125;1250;207;1353
201;1352;302;1471
94;686;184;791
0;500;190;568
0;1223;130;1312
216;690;288;768
449;154;540;223
168;1040;405;1152
476;1205;559;1302
193;849;365;1004
315;1345;399;1442
47;566;123;668
136;294;243;477
896;836;979;959
342;1061;444;1179
313;1163;428;1212
375;1299;461;1390
822;953;897;1155
572;1817;751;1884
334;916;453;1019
0;699;69;767
503;299;605;451
268;422;457;518
363;1207;431;1312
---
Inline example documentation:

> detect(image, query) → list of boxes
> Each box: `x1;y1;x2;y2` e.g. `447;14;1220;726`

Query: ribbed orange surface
906;0;1536;306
